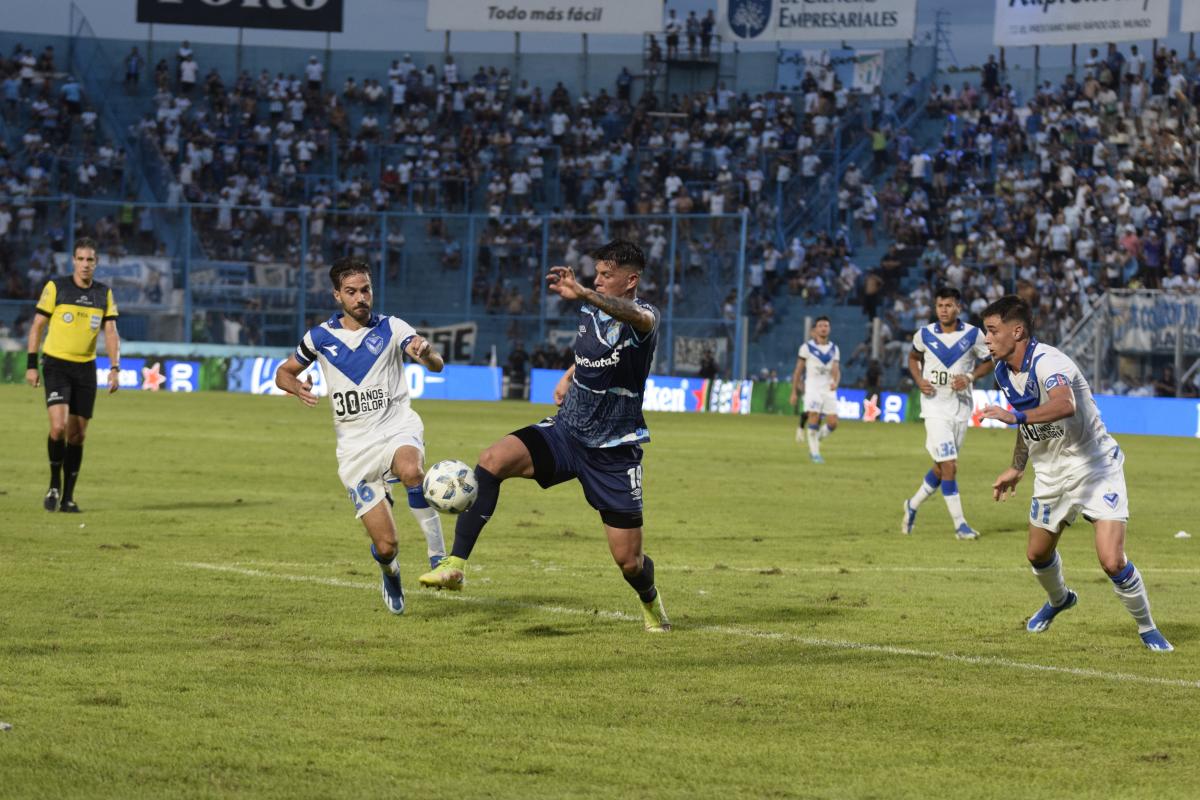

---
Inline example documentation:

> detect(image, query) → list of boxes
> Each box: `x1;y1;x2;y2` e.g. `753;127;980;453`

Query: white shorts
1029;458;1129;532
336;422;425;519
803;389;838;416
924;417;967;462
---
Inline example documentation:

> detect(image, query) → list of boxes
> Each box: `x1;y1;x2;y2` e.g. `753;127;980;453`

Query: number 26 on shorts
347;480;375;511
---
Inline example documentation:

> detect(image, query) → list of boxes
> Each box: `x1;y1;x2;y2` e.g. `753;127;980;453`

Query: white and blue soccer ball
422;459;478;514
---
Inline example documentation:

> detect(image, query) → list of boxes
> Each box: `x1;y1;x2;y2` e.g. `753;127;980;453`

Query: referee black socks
47;437;66;490
62;443;83;503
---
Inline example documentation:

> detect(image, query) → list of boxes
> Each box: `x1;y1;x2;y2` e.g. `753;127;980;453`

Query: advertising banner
428;0;661;34
719;0;916;43
993;0;1167;47
136;0;344;33
227;357;501;401
968;388;1199;438
1109;293;1200;355
777;48;884;93
95;357;201;391
414;322;477;364
1184;3;1200;33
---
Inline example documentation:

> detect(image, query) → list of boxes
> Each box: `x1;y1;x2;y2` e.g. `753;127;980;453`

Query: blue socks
622;554;658;603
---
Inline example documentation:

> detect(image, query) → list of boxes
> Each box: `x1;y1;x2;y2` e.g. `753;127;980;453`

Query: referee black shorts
42;355;98;418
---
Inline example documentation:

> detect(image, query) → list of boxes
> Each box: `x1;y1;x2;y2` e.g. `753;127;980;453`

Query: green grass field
1;384;1198;799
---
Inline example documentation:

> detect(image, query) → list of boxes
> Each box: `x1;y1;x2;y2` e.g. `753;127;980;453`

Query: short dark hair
982;294;1034;334
330;256;371;289
590;239;646;273
934;286;962;302
73;237;99;256
814;315;830;324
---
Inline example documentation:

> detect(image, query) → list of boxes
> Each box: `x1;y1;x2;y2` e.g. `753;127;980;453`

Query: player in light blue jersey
902;287;994;539
981;296;1172;651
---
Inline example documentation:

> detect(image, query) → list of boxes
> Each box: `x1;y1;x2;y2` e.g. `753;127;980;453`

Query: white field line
223;559;1200;576
183;562;1200;691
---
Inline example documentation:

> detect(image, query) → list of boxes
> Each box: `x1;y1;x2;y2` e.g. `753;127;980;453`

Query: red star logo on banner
142;361;166;392
863;393;881;422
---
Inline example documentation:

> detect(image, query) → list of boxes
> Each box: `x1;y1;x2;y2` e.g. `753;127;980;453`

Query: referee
25;237;121;512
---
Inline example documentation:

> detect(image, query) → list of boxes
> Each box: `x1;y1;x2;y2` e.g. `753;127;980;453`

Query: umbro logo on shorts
1103;492;1120;509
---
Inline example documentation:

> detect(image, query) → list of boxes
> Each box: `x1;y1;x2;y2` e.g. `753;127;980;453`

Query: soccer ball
422;459;478;514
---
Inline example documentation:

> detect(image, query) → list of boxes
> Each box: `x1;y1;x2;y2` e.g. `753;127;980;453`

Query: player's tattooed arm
578;287;656;333
1011;429;1029;472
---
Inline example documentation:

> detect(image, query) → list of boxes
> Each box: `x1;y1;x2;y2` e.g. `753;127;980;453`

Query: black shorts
512;418;644;521
42;355;97;418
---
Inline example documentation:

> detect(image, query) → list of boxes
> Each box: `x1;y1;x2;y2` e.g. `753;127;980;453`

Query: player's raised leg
359;496;405;615
390;445;446;569
819;413;838;441
604;521;670;633
1025;523;1076;632
419;432;536;590
1095;520;1172;651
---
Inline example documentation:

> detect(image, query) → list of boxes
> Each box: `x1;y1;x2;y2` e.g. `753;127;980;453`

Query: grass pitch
1;385;1198;799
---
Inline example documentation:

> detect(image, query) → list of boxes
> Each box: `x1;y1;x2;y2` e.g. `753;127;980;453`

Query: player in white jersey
980;296;1172;651
274;257;447;616
902;287;995;540
790;316;839;464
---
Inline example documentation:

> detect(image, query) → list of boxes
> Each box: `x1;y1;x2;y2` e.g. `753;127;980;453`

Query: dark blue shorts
513;417;644;516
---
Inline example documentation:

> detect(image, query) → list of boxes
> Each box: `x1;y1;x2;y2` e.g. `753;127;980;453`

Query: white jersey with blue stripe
294;313;418;456
799;339;838;385
911;321;991;421
994;340;1121;493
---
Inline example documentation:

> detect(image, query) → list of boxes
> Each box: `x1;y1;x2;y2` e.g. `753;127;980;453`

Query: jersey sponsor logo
575;349;623;369
89;314;101;330
364;332;385;356
1020;422;1065;442
62;312;74;323
1044;373;1069;390
322;343;339;357
331;386;390;417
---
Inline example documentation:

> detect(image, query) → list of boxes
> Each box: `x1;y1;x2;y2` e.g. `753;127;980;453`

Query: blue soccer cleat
1026;590;1077;633
955;523;980;540
378;569;405;615
1140;629;1174;652
901;500;917;535
810;453;825;465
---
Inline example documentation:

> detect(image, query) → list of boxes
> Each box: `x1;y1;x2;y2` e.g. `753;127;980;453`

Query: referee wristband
27;352;38;370
1013;410;1028;425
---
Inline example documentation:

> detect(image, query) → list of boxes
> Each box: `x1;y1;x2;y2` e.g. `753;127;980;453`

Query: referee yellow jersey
35;276;119;363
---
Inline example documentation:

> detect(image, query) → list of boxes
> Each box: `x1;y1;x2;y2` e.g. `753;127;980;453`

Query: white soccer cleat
901;500;917;535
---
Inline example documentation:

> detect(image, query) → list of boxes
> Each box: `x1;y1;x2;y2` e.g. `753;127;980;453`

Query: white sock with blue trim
909;469;941;508
407;485;446;561
818;423;832;440
1031;552;1069;607
806;425;820;456
1110;561;1156;633
940;479;966;527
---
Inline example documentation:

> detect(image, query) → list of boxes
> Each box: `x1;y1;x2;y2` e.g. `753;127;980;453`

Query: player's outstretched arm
546;266;656;333
982;385;1075;426
25;313;47;388
275;356;318;407
992;431;1028;501
405;335;444;372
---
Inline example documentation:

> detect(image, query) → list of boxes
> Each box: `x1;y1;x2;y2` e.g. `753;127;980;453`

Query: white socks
806;426;820;457
1031;552;1069;607
1110;562;1157;634
409;505;446;560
